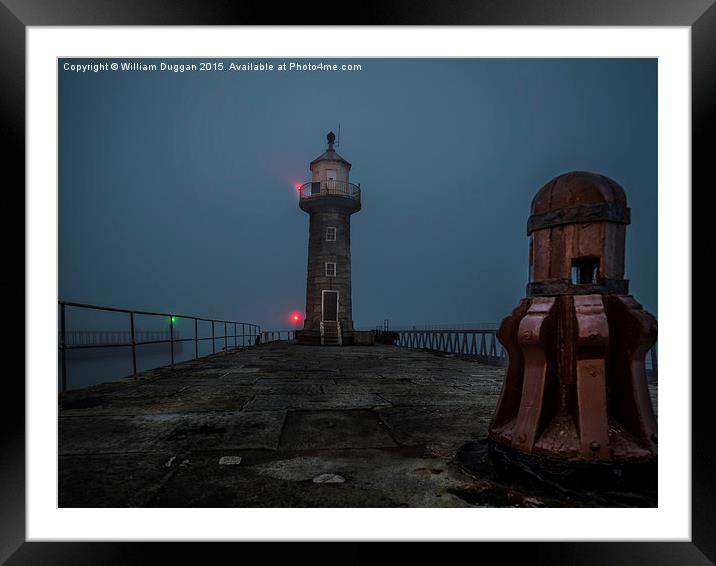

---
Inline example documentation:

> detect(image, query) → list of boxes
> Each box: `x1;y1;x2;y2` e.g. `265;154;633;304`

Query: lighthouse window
325;262;337;277
326;227;337;241
571;257;599;285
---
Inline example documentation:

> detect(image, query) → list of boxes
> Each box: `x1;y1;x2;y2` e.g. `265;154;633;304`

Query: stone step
322;322;341;345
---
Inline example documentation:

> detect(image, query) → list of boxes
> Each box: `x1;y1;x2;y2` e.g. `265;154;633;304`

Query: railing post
234;322;237;349
170;315;175;367
224;321;228;353
130;311;137;376
60;303;67;393
194;318;199;359
212;321;215;353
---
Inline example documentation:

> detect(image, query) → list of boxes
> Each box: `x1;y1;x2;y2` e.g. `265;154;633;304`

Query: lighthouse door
322;290;339;322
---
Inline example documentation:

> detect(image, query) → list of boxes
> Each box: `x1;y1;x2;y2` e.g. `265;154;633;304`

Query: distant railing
260;330;296;343
389;323;657;377
299;180;361;201
380;323;499;331
395;328;506;365
64;330;181;347
58;301;260;392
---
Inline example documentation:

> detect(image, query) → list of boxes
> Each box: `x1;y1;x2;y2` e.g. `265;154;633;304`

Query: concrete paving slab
60;410;286;454
59;452;180;507
375;405;491;458
278;410;397;450
59;415;179;455
159;410;286;451
60;387;253;416
374;390;492;407
147;448;475;508
242;392;391;412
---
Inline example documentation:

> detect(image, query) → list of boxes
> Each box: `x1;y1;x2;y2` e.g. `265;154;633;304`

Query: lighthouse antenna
337;123;341;147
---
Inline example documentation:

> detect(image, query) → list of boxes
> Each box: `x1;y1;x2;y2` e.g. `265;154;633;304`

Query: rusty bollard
487;171;657;487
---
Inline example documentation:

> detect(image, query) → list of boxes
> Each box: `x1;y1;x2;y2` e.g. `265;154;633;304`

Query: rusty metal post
487;172;657;481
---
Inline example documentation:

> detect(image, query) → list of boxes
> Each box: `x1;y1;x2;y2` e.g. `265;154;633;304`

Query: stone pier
59;342;658;507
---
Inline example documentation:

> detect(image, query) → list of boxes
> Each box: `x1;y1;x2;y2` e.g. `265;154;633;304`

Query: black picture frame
4;1;707;563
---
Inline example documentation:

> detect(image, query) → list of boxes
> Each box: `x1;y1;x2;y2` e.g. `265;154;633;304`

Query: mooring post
488;171;657;480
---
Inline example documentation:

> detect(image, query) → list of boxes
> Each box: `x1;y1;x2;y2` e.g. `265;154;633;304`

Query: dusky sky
59;57;657;331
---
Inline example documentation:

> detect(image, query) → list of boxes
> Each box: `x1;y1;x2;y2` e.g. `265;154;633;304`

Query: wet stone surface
58;342;659;507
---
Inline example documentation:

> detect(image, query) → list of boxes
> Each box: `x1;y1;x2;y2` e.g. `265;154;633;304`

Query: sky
59;58;657;332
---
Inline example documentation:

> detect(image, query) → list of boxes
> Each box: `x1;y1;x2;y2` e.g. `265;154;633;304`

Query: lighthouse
295;132;362;345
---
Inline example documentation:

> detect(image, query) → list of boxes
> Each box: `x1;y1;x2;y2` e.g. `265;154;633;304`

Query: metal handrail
299;180;361;200
382;323;500;331
395;328;507;365
259;330;296;343
392;325;657;375
64;330;182;347
58;301;261;392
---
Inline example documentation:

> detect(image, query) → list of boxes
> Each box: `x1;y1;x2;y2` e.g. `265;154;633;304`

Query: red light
295;183;302;192
290;311;302;325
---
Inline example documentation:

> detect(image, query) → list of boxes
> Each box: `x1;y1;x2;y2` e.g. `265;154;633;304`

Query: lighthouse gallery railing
299;180;361;201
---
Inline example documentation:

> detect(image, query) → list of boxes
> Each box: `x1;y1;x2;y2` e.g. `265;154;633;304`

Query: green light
171;316;177;324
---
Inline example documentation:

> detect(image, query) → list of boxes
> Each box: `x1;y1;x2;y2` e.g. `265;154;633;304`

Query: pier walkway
59;342;658;507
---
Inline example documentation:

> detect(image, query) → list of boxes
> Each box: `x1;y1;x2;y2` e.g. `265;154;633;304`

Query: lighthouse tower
295;132;362;345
